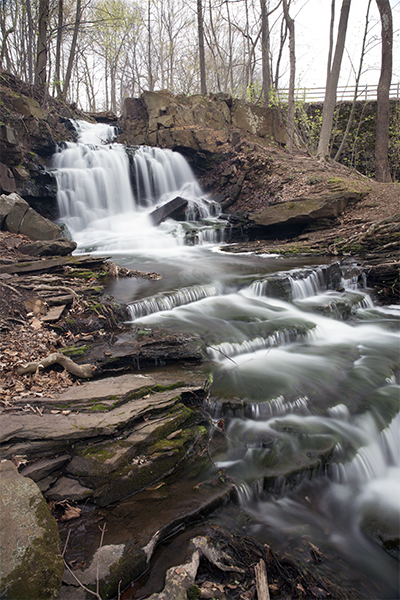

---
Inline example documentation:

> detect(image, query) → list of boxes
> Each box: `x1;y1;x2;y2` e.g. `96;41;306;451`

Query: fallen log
16;352;95;379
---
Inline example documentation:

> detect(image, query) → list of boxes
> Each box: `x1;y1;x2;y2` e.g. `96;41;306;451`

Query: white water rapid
52;121;399;599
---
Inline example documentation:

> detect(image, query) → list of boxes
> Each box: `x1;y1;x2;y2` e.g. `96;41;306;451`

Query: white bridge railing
276;82;400;103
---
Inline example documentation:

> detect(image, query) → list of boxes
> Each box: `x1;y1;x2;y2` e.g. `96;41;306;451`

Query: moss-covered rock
0;460;63;599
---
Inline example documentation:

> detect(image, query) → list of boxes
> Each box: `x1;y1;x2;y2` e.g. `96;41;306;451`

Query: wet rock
149;196;188;226
60;537;147;600
359;490;400;559
93;330;203;374
147;550;201;600
263;429;337;491
0;460;64;600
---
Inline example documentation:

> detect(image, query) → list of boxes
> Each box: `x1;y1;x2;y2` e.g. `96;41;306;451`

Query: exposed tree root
16;352;95;378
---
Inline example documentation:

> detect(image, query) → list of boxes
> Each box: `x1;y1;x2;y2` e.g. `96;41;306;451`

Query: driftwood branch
255;558;270;600
16;352;95;378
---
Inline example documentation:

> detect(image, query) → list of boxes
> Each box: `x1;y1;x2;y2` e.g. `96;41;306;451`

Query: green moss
77;440;129;462
2;497;63;600
187;585;201;599
90;403;110;411
64;269;98;280
60;344;91;357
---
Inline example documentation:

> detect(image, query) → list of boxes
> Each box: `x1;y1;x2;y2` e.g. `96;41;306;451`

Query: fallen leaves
0;322;79;407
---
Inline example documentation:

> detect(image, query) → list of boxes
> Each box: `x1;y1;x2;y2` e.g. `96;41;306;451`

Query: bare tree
317;0;351;160
375;0;392;182
26;0;35;83
61;0;82;100
282;0;295;152
198;0;207;94
260;0;270;105
35;0;50;86
148;0;154;91
54;0;64;97
334;0;372;162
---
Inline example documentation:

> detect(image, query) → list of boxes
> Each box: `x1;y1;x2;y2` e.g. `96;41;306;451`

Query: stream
52;121;399;599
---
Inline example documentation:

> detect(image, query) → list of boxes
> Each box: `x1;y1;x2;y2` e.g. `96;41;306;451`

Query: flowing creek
52;122;399;599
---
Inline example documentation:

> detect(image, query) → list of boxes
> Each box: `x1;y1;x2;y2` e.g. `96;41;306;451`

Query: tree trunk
260;0;270;106
26;0;34;84
54;0;63;97
316;0;351;160
375;0;392;183
61;0;82;101
35;0;49;86
148;0;154;91
335;0;371;162
197;0;207;94
282;0;295;153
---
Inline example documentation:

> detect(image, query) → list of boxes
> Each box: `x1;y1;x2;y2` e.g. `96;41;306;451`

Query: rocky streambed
1;230;377;600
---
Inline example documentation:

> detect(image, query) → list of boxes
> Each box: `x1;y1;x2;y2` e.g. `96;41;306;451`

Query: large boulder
19;238;77;256
0;460;64;599
0;192;61;240
251;194;352;228
250;178;371;231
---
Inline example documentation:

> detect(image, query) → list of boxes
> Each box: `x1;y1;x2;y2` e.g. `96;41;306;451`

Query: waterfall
128;283;220;318
51;120;222;249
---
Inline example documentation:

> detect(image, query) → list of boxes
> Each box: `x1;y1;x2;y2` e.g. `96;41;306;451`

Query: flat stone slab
45;476;93;501
19;454;71;481
0;372;205;458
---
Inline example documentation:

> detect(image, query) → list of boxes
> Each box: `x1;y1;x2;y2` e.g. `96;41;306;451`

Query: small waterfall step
128;283;221;319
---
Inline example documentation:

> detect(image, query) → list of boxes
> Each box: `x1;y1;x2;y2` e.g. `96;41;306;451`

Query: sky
290;0;400;90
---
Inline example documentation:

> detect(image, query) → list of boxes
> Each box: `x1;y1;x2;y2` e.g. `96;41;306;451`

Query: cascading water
51;121;399;598
52;120;223;252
